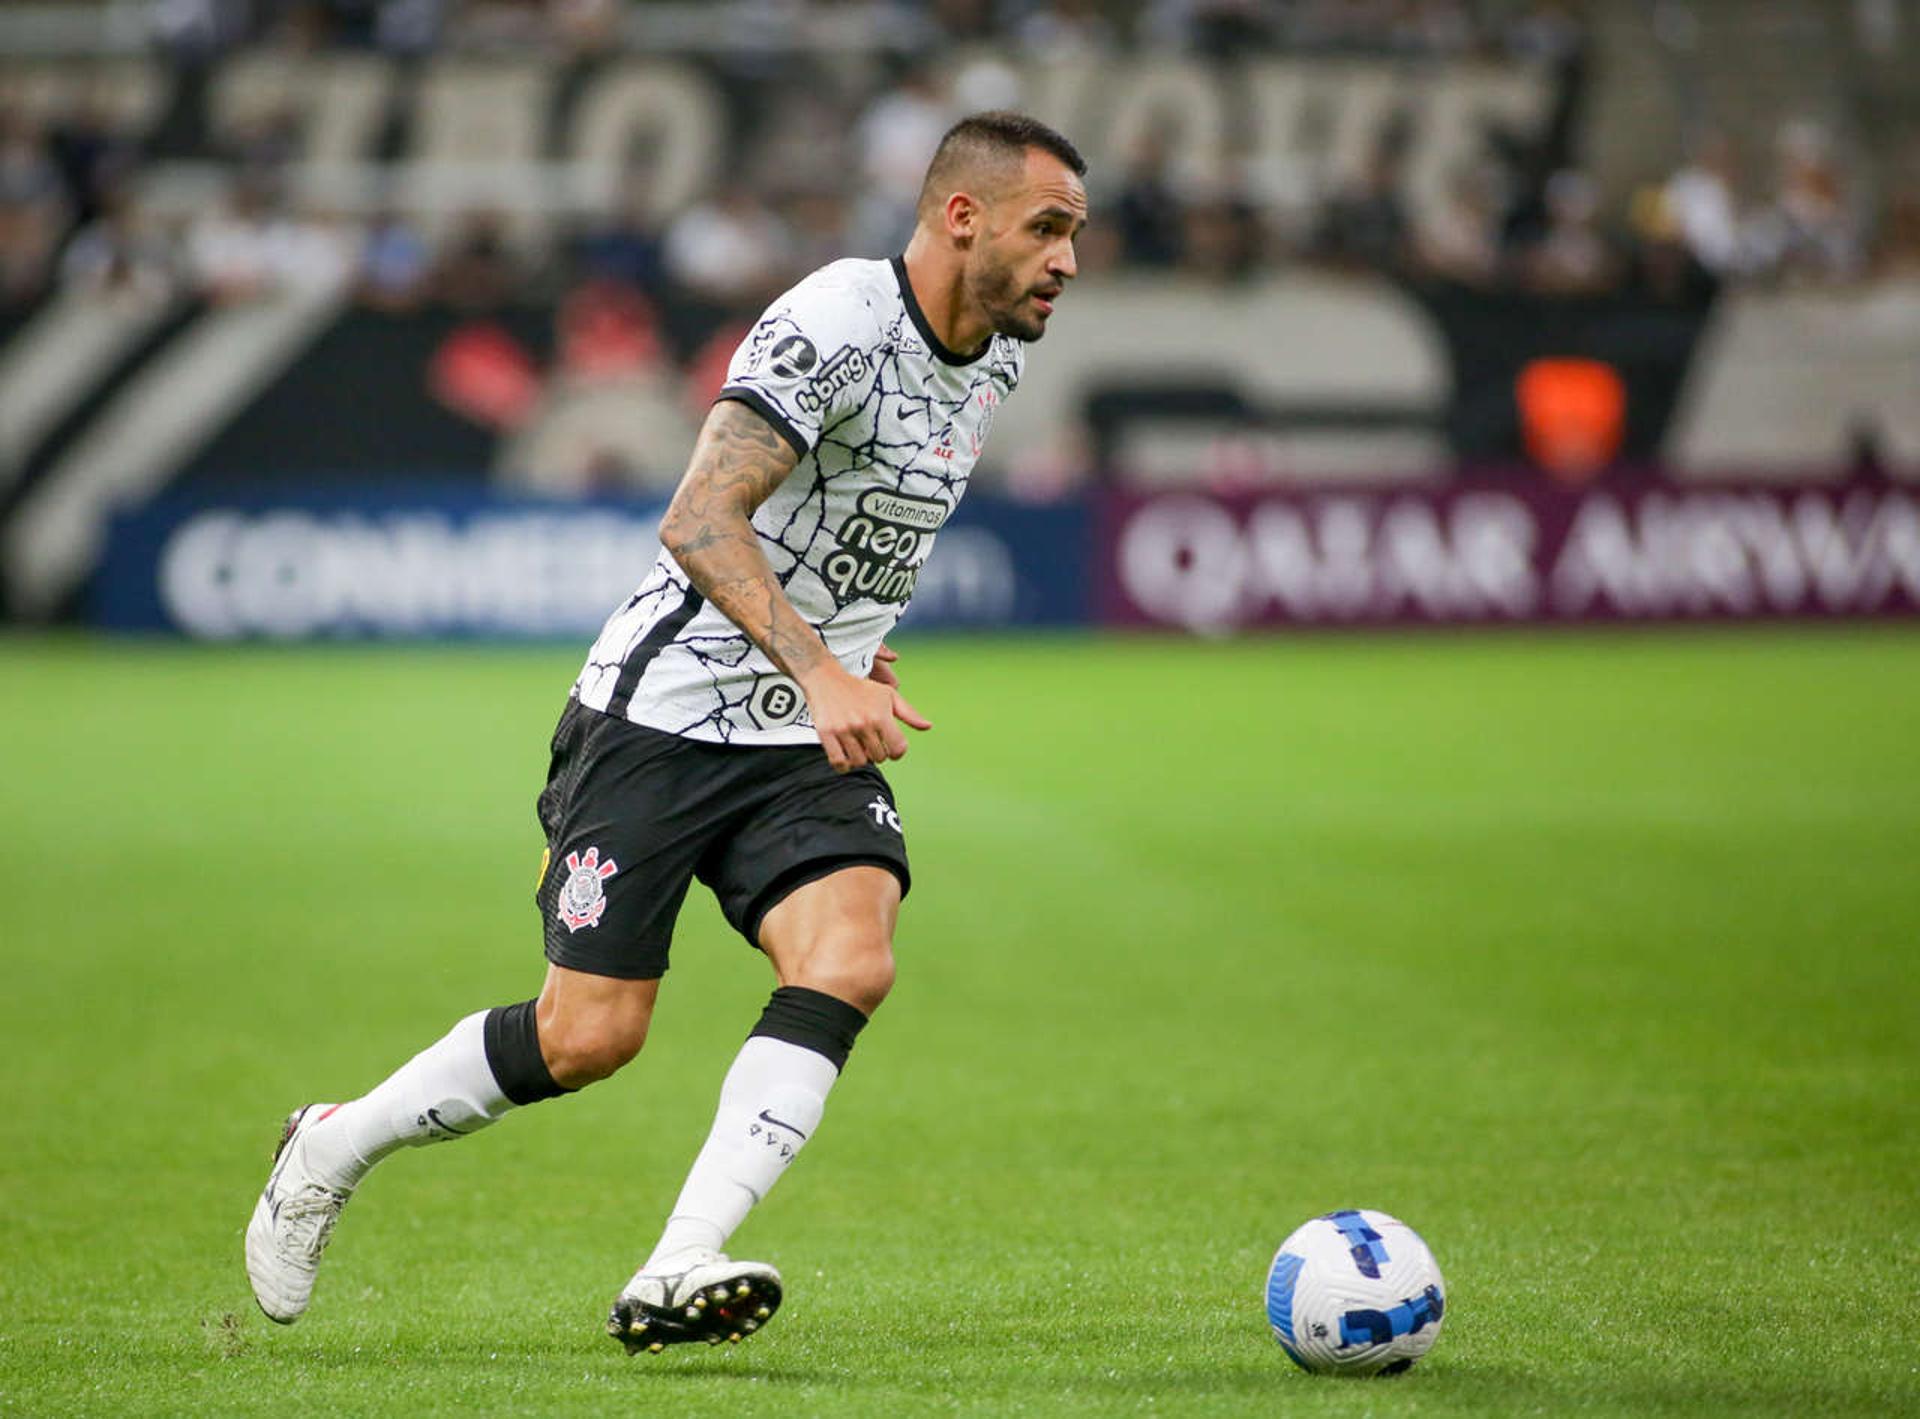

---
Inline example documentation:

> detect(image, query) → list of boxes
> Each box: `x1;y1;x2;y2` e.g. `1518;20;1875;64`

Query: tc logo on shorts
557;846;618;932
747;674;808;730
866;796;902;833
766;334;818;380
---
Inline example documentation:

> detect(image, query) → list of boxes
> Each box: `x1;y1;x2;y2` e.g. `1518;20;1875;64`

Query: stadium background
3;0;1918;631
3;3;1917;1417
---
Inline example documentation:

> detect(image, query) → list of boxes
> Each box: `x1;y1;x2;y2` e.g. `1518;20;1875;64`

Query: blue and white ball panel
1263;1250;1311;1370
1325;1208;1391;1277
1263;1209;1447;1376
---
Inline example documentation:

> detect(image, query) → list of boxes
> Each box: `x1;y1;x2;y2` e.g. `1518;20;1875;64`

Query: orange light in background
1515;357;1627;484
427;322;540;432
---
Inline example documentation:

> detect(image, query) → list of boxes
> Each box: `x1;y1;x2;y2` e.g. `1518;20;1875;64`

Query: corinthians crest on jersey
572;256;1024;746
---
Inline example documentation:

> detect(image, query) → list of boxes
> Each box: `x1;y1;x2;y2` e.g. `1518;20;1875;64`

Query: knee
538;1005;649;1089
841;945;896;1016
791;930;896;1018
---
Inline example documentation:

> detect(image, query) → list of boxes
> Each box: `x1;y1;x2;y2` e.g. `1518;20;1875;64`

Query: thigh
535;961;661;1045
701;752;912;950
535;702;734;980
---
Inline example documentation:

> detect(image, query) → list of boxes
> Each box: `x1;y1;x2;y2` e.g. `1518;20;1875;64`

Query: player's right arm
658;399;929;772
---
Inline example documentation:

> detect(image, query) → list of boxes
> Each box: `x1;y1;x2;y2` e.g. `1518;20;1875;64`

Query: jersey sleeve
717;275;882;458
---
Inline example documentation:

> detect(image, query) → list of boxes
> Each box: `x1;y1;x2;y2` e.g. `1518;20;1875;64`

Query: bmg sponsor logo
795;345;872;416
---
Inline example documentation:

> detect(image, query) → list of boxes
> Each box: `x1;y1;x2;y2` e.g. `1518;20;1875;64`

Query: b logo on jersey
766;335;818;381
747;675;808;730
557;846;618;932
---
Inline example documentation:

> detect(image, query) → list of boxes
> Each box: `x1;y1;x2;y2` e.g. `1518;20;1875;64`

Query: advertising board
94;476;1920;639
95;487;1090;638
1099;477;1920;630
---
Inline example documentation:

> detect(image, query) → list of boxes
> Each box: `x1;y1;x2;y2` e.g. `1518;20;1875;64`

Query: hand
868;644;931;740
804;654;932;773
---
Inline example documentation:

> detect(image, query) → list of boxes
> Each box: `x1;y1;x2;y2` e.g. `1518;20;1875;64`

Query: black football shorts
533;697;911;980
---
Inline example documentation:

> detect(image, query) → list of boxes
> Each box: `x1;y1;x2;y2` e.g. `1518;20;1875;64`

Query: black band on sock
748;985;870;1073
483;1000;571;1105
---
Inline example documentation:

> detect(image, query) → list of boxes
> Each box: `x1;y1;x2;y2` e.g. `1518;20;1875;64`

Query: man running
246;110;1088;1353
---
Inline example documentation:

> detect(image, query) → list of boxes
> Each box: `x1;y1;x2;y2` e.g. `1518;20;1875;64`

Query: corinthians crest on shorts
557;846;618;932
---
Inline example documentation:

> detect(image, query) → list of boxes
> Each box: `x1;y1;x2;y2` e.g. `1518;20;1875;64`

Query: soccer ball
1263;1209;1447;1376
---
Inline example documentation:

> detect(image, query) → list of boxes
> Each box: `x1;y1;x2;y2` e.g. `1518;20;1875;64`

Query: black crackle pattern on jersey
572;258;1023;746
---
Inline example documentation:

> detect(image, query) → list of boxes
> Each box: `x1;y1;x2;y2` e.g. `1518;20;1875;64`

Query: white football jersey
573;257;1024;744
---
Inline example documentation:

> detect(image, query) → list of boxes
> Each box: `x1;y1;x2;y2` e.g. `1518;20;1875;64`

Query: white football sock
643;1036;840;1271
300;1011;516;1191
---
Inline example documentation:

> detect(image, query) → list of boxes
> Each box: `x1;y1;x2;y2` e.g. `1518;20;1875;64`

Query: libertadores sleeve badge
557;846;619;932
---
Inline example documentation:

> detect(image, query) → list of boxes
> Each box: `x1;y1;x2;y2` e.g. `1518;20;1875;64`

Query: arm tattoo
659;400;828;679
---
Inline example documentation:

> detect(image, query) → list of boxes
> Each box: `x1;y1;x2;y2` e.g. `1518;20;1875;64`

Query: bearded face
964;244;1050;343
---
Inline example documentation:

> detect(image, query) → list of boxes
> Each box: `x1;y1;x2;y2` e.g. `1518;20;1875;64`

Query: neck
901;231;991;358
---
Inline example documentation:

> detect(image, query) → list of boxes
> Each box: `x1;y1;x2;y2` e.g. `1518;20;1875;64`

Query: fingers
822;718;915;773
891;690;933;732
825;726;889;773
857;723;893;767
812;668;921;772
874;644;899;663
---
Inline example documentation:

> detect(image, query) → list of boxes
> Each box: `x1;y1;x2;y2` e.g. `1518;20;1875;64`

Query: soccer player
245;111;1088;1352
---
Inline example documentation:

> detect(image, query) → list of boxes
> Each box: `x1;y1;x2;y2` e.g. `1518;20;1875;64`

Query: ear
943;190;983;247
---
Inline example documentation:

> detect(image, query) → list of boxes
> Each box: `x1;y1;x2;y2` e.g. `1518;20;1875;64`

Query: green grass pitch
2;629;1916;1417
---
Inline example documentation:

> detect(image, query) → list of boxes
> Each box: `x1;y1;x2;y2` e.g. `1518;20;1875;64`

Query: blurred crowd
1309;117;1917;298
145;0;1588;62
5;0;1920;324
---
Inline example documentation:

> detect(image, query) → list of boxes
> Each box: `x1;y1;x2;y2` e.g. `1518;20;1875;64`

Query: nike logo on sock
424;1108;472;1137
756;1109;807;1139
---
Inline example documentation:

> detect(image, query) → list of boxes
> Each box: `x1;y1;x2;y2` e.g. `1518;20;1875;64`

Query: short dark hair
917;111;1087;216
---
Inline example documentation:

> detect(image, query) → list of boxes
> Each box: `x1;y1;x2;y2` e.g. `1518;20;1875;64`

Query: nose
1052;237;1078;282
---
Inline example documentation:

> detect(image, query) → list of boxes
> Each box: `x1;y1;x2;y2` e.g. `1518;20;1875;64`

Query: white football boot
245;1105;352;1324
606;1252;783;1354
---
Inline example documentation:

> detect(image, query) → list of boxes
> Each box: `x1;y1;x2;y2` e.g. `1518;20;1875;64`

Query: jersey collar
891;255;990;367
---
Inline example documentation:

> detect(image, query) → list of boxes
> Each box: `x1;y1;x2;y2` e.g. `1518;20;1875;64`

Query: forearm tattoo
660;401;827;679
